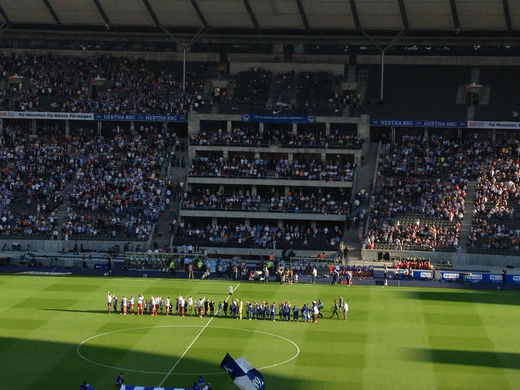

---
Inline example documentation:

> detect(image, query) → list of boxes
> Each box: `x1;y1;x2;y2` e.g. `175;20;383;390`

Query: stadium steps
355;68;369;103
458;180;478;253
343;142;380;261
480;86;491;105
153;138;189;251
466;105;476;121
55;179;75;231
346;65;357;83
470;68;481;83
455;86;465;104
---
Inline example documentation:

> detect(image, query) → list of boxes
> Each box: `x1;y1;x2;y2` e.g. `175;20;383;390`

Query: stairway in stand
458;180;477;253
150;138;189;252
343;142;380;261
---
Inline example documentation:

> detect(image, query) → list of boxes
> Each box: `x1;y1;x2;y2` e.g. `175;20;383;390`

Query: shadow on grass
408;290;520;306
0;335;315;390
405;348;520;370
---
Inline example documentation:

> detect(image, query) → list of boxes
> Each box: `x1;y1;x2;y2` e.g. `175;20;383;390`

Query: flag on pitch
220;353;265;390
120;385;188;390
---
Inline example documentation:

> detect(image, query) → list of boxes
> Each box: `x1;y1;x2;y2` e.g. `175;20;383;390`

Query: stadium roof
1;0;519;37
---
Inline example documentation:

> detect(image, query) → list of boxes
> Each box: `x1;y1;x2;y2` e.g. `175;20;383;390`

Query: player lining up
106;292;348;322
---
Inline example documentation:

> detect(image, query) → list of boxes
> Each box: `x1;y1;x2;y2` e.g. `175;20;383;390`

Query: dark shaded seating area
366;65;469;120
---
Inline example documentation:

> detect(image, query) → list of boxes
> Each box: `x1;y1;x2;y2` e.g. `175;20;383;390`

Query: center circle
76;325;300;375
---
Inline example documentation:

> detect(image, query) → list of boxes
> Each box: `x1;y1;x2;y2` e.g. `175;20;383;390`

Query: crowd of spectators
0;126;68;237
468;217;520;253
473;142;520;218
62;125;172;240
189;155;355;181
0;123;174;240
265;189;349;214
278;129;363;149
370;176;467;221
336;265;373;278
190;126;264;146
468;139;520;253
190;126;362;149
364;135;495;252
190;156;268;177
181;187;349;215
181;188;261;211
379;135;491;178
176;222;343;250
0;53;204;114
272;158;355;181
365;219;461;251
394;257;432;270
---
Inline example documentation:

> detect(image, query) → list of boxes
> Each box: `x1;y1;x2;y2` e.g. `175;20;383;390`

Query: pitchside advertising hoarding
408;271;520;283
441;272;460;281
511;275;520;283
465;274;483;282
412;270;433;279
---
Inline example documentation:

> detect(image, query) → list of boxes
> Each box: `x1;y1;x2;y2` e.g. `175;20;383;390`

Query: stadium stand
468;138;520;255
364;135;474;252
366;65;470;120
474;66;520;121
0;54;205;114
0;123;176;242
1;0;520;269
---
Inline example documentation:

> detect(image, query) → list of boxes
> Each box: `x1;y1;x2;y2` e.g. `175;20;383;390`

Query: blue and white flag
220;353;265;390
120;386;188;390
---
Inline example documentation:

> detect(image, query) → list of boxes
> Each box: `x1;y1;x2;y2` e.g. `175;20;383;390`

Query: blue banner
464;273;483;282
1;110;94;120
507;275;520;284
94;113;187;122
241;113;316;124
441;272;460;281
486;274;504;283
412;270;433;280
371;118;466;128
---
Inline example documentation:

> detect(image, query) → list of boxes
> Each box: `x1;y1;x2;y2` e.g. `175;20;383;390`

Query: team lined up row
106;292;349;321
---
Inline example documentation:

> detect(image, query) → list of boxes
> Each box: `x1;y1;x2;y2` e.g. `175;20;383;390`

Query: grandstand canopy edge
1;0;519;39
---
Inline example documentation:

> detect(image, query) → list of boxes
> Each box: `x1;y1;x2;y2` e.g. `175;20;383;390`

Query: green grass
1;274;520;390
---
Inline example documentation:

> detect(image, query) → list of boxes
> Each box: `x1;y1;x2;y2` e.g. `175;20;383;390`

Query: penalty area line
157;283;240;387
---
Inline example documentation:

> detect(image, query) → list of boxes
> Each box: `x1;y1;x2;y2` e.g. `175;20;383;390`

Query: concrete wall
186;176;354;188
9;252;126;269
362;248;520;268
183;246;336;258
228;53;350;65
190;144;362;157
0;239;144;253
179;209;346;221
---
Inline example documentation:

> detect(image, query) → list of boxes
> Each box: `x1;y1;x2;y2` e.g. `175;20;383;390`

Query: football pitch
1;274;519;390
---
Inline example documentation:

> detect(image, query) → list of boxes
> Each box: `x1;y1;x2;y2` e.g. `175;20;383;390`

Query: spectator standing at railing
188;262;194;279
169;258;175;277
311;266;317;284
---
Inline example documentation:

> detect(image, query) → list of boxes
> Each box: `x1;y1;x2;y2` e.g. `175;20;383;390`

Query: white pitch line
157;283;240;387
